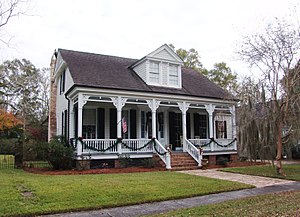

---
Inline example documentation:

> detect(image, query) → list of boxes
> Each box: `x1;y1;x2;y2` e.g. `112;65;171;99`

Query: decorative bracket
111;96;127;110
205;104;216;115
178;102;190;114
147;99;160;112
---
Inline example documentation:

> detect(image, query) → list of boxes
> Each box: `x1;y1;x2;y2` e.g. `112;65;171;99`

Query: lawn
0;169;252;217
221;164;300;181
150;190;300;217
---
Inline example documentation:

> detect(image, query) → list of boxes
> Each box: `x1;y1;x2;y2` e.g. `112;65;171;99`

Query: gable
147;44;183;64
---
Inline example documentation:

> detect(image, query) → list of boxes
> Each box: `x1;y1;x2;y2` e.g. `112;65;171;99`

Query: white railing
122;139;153;153
82;139;118;154
153;138;171;169
185;138;202;166
189;138;237;152
189;139;211;151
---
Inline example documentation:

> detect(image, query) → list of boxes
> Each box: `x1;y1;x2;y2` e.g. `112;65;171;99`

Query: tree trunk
275;120;286;176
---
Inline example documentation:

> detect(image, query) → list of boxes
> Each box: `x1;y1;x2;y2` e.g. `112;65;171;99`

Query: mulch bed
23;161;267;175
24;167;166;175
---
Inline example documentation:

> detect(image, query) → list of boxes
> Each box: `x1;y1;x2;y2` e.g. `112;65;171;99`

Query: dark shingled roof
59;49;232;100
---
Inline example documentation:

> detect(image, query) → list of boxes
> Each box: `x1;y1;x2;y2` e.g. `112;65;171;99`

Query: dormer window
169;64;179;86
149;61;160;84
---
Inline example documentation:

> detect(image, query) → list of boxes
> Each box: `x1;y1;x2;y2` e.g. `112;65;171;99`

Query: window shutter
97;108;105;139
187;112;191;139
130;109;137;139
194;113;200;137
109;108;117;138
169;112;176;150
74;104;78;138
224;121;227;139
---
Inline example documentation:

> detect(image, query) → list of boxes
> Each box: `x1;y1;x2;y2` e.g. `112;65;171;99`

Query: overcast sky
0;0;299;78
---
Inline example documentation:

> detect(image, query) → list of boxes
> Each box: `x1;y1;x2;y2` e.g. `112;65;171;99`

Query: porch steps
170;152;199;171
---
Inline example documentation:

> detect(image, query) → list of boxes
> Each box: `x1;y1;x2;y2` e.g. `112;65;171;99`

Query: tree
208;62;238;94
169;44;238;94
169;44;205;73
0;0;29;45
0;59;49;127
0;108;22;132
237;18;300;175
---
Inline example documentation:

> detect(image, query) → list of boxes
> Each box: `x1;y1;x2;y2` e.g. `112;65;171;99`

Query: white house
48;44;238;170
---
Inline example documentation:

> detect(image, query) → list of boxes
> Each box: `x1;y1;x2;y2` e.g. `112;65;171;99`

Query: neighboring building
48;44;237;169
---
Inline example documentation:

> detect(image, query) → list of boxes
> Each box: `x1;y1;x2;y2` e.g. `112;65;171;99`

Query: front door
169;112;182;150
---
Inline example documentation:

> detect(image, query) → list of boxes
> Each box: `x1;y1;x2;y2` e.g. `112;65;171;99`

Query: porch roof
59;49;233;100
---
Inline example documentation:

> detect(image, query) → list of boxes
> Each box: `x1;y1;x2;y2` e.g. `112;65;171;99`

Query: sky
0;0;299;78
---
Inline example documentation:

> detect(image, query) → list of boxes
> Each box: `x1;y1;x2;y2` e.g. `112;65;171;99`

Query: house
48;44;238;169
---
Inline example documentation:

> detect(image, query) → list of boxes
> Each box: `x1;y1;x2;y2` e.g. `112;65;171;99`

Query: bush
140;158;156;168
46;137;74;170
216;155;230;165
118;154;133;168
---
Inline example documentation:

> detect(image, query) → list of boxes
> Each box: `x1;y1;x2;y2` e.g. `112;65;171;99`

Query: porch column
178;102;189;152
205;104;216;151
147;99;160;139
112;96;127;154
230;105;237;150
77;94;88;156
69;100;75;139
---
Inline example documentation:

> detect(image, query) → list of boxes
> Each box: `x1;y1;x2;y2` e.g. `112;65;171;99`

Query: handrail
185;138;202;167
153;138;171;169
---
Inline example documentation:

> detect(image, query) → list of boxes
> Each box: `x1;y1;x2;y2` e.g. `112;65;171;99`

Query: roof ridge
58;48;138;62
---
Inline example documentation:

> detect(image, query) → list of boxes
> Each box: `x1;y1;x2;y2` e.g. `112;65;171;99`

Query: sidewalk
44;170;300;217
179;169;295;187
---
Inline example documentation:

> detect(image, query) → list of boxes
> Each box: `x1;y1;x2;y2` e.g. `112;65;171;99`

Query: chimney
48;51;57;142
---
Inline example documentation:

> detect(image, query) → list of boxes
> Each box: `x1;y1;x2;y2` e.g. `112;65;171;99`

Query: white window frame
148;61;160;85
168;64;179;87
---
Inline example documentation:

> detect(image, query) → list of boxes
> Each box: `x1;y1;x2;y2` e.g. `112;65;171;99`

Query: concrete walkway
43;170;300;217
179;169;295;187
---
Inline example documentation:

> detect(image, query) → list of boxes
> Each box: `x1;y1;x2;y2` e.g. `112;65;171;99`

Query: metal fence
0;155;15;169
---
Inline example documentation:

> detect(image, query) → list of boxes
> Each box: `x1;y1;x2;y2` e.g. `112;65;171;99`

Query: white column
147;99;160;139
205;104;215;151
230;105;237;150
178;102;189;152
77;94;88;156
112;96;127;154
69;100;75;139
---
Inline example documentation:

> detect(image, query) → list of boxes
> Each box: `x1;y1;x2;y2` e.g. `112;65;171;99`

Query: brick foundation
208;155;217;165
76;160;91;170
230;154;239;162
114;159;121;168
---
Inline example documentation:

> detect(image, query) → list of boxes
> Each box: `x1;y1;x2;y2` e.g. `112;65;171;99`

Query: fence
0;155;15;169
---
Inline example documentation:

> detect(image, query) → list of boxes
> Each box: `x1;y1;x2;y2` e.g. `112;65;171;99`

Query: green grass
221;164;300;181
0;155;14;168
0;169;252;217
150;190;300;217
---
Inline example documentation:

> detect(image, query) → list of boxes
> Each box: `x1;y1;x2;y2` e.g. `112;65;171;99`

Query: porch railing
189;138;237;152
83;139;118;153
185;138;202;167
122;139;153;153
153;138;171;169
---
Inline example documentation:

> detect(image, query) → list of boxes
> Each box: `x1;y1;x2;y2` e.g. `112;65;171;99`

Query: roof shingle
59;49;232;100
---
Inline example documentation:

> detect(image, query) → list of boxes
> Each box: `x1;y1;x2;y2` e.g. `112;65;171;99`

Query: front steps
170;152;199;171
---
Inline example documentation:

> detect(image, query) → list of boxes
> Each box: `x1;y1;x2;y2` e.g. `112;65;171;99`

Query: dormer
131;44;184;89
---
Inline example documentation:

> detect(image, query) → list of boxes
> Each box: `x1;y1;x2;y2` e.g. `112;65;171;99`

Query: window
141;111;146;138
158;112;164;138
83;109;96;139
59;69;66;94
169;64;178;86
215;121;227;139
149;61;159;84
199;114;208;139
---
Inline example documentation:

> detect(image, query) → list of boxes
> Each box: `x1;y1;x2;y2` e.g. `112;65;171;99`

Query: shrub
118;154;133;168
46;136;74;170
140;158;156;168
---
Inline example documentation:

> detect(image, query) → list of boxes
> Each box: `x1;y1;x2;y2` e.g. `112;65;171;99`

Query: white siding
162;63;168;85
133;60;147;81
154;49;177;61
55;68;74;136
55;52;64;73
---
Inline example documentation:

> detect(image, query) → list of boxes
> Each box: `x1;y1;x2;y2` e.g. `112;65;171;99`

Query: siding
162;62;168;85
154;49;176;61
133;60;147;82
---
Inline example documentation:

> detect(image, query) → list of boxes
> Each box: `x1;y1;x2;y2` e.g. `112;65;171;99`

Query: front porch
67;92;237;169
